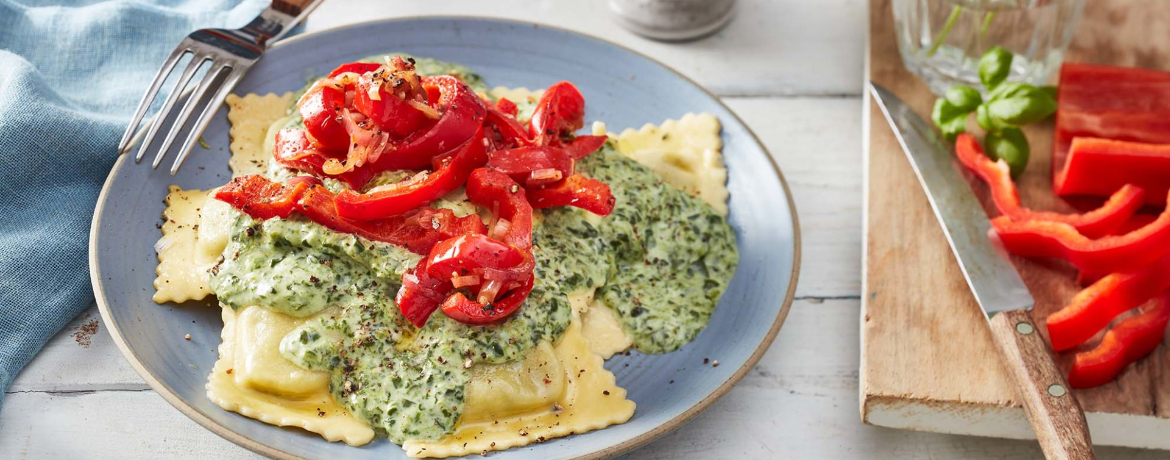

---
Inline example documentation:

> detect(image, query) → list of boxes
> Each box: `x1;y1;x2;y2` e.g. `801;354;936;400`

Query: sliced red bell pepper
992;190;1170;274
954;133;1144;238
486;145;574;186
352;66;435;139
1055;137;1170;206
1077;213;1160;286
273;128;376;189
485;105;533;148
298;84;350;152
1047;248;1170;351
465;168;533;250
564;135;607;160
527;174;615;216
1066;292;1170;389
992;205;1170;274
494;98;518;117
300;186;485;254
424;233;527;281
529;81;586;145
333;127;487;220
328;62;382;78
1052;63;1170;193
439;274;534;325
396;258;450;328
214;175;309;220
370;75;486;171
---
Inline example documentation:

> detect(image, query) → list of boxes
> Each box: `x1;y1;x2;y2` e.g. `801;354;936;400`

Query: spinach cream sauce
208;56;737;444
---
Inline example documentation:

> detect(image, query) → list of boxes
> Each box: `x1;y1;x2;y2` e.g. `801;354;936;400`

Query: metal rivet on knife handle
1048;384;1068;398
1015;322;1035;335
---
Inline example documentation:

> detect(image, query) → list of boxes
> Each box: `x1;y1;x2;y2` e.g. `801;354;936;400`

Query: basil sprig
930;46;1057;178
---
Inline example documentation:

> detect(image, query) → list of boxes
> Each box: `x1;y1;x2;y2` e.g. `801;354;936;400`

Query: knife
868;82;1096;460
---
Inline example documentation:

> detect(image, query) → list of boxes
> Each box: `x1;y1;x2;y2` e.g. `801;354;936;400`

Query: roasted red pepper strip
466;168;533;250
333;127;487;220
440;274;534;325
353;72;434;139
371;75;486;171
527;174;616;216
494;98;518;117
1067;292;1170;389
991;191;1170;273
564;135;607;160
216;176;485;255
1047;249;1170;351
424;233;527;281
1056;137;1170;206
954;134;1145;238
214;175;309;220
298;84;350;152
486;145;574;186
396;258;450;328
529;81;586;145
485;105;533;148
328;62;382;78
273;128;376;189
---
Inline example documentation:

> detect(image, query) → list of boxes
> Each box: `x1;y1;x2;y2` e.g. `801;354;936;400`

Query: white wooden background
2;1;1165;458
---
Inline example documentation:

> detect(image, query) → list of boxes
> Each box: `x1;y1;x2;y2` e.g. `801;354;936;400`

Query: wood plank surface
862;0;1170;447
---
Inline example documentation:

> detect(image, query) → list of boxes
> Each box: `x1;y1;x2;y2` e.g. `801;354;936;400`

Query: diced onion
452;274;481;289
528;168;563;185
489;218;511;241
478;279;504;304
407;99;441;119
295;78;344;107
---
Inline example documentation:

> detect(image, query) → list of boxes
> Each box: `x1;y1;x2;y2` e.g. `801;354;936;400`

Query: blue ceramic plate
90;17;799;460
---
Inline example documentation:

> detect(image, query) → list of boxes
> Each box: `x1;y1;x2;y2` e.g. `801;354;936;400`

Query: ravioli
153;77;731;457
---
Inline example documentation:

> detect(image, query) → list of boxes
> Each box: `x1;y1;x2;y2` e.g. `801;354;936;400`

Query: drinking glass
893;0;1087;95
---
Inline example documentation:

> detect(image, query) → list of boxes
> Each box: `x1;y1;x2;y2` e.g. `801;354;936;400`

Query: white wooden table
2;1;1164;458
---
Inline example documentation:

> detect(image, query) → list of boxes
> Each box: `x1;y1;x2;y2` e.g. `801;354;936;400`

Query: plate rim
89;14;801;460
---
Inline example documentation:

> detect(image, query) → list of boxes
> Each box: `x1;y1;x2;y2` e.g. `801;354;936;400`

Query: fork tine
135;54;208;163
117;47;189;154
152;60;229;169
170;66;245;175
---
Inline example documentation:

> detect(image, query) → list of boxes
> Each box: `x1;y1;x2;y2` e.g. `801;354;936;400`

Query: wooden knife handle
989;309;1096;460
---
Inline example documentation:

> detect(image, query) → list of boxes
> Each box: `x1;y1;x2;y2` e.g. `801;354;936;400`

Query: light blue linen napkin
0;0;269;411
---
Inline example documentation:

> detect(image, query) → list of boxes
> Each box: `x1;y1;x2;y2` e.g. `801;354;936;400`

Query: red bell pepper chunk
1066;292;1170;389
396;258;450;328
298;84;350;152
991;190;1170;274
273;128;376;189
214;175;309;220
485;105;533;149
954;133;1145;238
1055;137;1170;206
529;81;586;145
1052;63;1170;193
424;233;528;281
1047;249;1170;351
333;127;488;220
352;66;435;139
564;135;607;160
440;274;534;325
527;174;616;216
328;62;382;78
494;98;518;117
486;145;574;186
370;75;486;171
466;168;533;250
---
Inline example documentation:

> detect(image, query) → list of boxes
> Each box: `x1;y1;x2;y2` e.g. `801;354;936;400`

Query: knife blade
869;82;1096;460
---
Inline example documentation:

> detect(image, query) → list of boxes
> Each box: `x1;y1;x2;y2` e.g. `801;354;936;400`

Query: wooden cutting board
862;0;1170;448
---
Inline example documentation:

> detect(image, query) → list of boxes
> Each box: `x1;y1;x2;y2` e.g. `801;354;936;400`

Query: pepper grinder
609;0;737;42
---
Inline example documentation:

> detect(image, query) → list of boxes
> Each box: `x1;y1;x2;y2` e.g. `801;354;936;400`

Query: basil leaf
932;98;962;127
984;127;1030;178
1040;85;1058;101
976;104;996;131
986;92;1057;126
979;46;1013;91
938;113;968;142
986;82;1031;101
944;86;982;112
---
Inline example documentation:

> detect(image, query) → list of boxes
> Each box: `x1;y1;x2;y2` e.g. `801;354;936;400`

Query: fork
116;0;325;174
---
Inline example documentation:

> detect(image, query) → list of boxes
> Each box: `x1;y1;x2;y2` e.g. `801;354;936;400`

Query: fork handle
271;0;321;16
